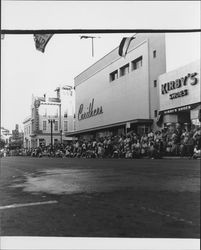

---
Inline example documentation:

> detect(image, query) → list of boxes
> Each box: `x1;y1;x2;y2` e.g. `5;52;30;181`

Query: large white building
23;86;75;148
70;33;166;139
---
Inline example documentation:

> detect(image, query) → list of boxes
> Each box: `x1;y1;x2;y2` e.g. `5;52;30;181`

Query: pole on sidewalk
48;119;55;149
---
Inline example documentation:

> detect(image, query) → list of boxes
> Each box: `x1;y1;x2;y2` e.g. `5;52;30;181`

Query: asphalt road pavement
0;156;200;238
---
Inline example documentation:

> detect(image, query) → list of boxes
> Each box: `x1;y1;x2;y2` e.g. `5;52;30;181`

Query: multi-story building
69;33;166;139
23;86;75;148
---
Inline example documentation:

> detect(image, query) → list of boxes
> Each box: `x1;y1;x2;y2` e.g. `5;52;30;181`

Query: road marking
0;200;58;210
140;206;194;226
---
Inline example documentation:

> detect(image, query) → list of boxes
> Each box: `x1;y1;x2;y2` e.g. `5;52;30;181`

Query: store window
54;121;58;131
154;80;157;87
153;50;157;58
110;70;118;82
64;121;68;132
131;56;143;70
120;63;129;77
43;121;47;131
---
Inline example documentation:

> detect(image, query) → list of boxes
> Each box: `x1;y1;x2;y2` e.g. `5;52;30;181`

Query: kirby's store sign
159;61;200;112
161;72;198;100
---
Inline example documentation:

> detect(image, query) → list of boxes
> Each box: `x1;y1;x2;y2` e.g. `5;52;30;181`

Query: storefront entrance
177;110;191;124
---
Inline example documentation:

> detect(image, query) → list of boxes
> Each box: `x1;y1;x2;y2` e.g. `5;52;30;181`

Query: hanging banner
33;34;53;53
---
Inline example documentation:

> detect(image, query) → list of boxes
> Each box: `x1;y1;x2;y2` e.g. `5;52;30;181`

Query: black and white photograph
0;1;200;250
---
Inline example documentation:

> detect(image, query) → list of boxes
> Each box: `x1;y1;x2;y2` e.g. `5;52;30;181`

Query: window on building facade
54;121;58;131
153;50;156;58
64;121;68;132
28;126;30;134
154;80;157;87
43;121;47;131
64;112;68;118
42;108;47;117
154;110;158;117
120;63;129;77
55;110;58;118
131;56;143;70
110;70;118;82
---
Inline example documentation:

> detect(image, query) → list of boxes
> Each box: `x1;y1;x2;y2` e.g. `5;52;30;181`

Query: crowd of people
23;125;201;159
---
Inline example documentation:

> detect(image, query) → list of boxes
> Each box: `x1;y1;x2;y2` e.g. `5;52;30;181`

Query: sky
1;1;200;133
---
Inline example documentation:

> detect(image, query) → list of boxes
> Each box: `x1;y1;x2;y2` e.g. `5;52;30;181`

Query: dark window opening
154;110;158;117
154;80;157;87
120;63;129;77
110;70;118;82
131;56;143;70
153;50;156;58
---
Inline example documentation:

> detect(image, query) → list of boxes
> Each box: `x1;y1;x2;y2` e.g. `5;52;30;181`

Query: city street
0;156;200;238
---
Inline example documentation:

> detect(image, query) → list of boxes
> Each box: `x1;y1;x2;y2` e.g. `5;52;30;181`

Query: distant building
23;117;32;149
9;124;24;149
0;127;12;145
23;86;75;148
69;33;166;139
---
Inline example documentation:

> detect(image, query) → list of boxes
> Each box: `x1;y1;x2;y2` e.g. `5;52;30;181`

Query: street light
48;119;55;148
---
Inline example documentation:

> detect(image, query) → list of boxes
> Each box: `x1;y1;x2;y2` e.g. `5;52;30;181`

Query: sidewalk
163;156;200;160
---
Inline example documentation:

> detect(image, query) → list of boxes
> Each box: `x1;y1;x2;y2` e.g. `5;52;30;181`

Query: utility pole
48;119;55;149
59;104;62;144
54;87;62;144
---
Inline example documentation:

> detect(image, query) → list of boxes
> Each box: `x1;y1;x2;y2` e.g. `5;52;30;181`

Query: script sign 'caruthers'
78;99;103;121
33;34;53;53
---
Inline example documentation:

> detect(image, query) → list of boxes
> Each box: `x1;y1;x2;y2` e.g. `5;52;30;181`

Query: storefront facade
72;34;166;139
158;60;200;130
24;89;75;148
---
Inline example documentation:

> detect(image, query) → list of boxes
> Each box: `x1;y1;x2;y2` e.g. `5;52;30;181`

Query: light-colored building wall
74;33;166;134
148;35;166;129
23;117;32;148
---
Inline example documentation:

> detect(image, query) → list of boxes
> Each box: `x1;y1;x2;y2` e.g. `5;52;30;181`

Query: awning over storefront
159;102;201;115
65;119;153;137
